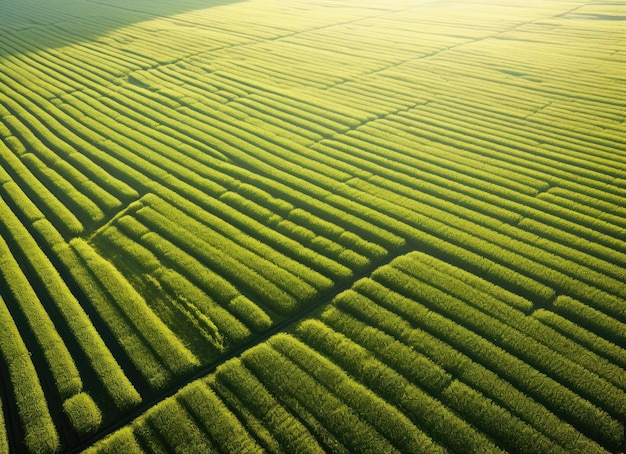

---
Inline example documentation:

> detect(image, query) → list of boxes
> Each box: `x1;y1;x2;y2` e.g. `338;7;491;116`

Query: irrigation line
67;244;414;453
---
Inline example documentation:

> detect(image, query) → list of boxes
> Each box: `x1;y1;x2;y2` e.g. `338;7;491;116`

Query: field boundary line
67;243;415;453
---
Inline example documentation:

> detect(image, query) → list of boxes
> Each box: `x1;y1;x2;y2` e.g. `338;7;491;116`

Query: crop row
391;106;626;207
439;40;625;109
1;3;624;452
23;17;620;320
90;62;624;316
100;199;350;359
395;252;625;385
357;270;624;449
337;296;620;449
87;250;622;453
386;254;626;414
3;48;391;279
138;196;328;303
0;63;139;203
414;98;626;182
319;303;605;453
0;69;137;237
297;137;625;300
0;218;82;398
531;309;626;369
371;161;624;277
99;218;258;353
0;186;141;415
57;234;173;392
70;236;199;390
0;139;83;237
374;69;626;206
0;290;58;454
47;90;390;276
0;397;6;454
0;91;118;223
331;121;626;252
357;179;625;313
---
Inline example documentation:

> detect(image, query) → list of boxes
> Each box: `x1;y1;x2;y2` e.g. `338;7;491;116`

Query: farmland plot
0;0;624;452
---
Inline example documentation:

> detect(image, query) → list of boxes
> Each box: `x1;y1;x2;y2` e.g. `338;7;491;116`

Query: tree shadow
0;0;245;57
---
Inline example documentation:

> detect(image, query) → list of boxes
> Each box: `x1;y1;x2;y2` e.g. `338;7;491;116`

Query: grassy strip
72;81;361;278
63;393;102;438
393;252;626;390
242;343;402;454
0;233;82;399
551;296;626;348
62;91;225;199
71;238;199;376
0;293;59;454
0;398;6;454
0;63;138;200
428;100;626;205
358;277;624;451
331;290;609;453
150;267;250;352
83;428;143;454
377;263;626;421
400;104;624;180
0;195;140;416
56;88;363;278
61;85;401;262
537;190;626;231
404;96;624;174
174;106;405;249
212;359;322;453
532;309;626;370
293;320;499;453
1;181;44;224
0;140;82;237
115;215;269;336
178;381;262;453
440;380;567;454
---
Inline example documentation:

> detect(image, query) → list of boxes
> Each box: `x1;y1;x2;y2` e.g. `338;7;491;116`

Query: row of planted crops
0;0;624;452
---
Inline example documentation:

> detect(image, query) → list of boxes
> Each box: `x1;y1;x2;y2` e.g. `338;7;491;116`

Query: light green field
0;0;624;452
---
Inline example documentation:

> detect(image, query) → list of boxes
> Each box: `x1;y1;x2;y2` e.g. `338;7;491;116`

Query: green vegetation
0;401;6;454
90;255;622;453
0;0;624;452
0;294;59;454
63;393;103;437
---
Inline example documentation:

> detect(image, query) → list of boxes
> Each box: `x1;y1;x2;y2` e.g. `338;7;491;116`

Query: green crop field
0;0;624;452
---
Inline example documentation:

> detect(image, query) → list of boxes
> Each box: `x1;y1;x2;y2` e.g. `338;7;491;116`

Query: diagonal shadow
0;0;245;57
